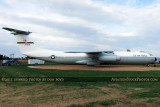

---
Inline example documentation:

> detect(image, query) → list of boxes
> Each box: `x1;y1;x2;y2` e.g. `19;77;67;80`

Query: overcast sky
0;0;160;57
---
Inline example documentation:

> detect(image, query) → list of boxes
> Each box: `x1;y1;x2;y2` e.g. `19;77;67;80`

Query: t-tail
2;27;40;54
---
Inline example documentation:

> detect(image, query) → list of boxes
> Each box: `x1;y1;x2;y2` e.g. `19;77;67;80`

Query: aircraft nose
155;57;160;63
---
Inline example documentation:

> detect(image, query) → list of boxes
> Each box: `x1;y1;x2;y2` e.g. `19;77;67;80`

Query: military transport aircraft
2;27;159;66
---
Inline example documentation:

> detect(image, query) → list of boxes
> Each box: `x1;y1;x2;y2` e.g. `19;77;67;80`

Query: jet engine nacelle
99;55;120;62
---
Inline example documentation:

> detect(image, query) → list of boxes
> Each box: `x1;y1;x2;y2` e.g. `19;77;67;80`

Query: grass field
0;62;160;107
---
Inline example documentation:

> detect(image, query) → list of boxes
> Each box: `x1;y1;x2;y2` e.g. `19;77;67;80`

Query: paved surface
29;65;160;71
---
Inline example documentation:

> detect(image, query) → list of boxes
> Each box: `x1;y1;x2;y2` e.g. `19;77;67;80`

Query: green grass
0;62;160;85
68;100;117;107
130;87;160;98
147;99;156;103
1;62;160;106
1;62;160;87
1;62;160;78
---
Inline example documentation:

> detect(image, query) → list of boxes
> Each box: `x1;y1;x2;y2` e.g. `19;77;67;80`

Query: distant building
0;54;3;60
3;55;9;60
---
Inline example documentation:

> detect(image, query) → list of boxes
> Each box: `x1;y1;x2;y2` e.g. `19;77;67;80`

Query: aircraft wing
65;51;114;54
2;27;31;35
66;51;115;65
66;51;113;65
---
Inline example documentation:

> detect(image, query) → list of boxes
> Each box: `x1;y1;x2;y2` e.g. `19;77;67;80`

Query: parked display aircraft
3;27;159;66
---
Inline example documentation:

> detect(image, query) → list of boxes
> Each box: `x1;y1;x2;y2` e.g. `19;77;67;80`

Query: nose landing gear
154;65;157;67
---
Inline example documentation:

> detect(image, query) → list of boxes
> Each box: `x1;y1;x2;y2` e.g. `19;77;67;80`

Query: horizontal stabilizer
2;27;32;35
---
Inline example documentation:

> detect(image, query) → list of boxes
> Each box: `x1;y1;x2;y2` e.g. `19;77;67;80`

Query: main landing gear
145;64;157;67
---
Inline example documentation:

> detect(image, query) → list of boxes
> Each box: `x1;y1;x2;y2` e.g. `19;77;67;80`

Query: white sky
0;0;160;57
